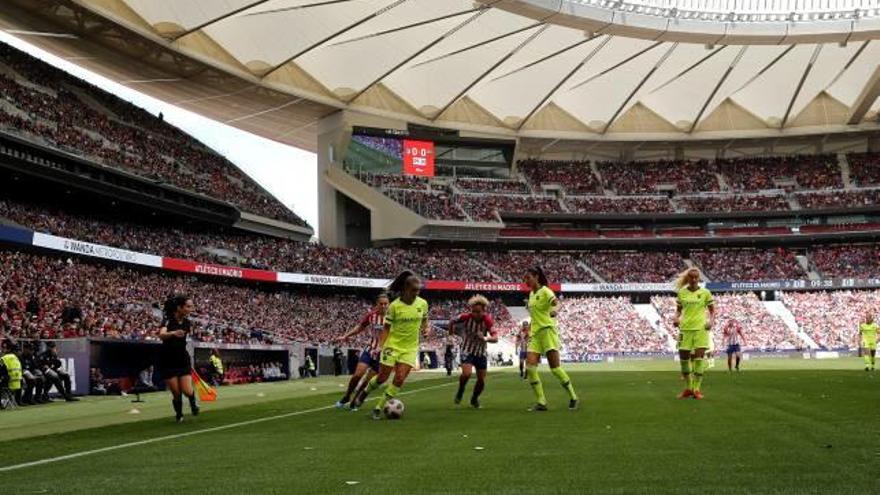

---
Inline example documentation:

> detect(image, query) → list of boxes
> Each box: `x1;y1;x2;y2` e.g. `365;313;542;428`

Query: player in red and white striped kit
333;293;390;409
722;319;746;372
449;295;498;409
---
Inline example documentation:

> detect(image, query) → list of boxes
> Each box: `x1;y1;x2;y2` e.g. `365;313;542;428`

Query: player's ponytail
674;267;702;290
163;294;190;320
388;270;416;294
528;266;549;287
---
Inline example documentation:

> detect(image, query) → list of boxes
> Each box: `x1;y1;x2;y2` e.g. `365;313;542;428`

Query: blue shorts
519;351;527;359
726;344;741;354
461;353;488;371
358;349;380;372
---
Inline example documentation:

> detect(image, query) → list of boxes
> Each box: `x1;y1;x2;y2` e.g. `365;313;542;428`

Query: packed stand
580;251;685;283
518;159;602;195
810;244;880;278
360;173;429;190
691;248;804;281
781;290;880;350
458;195;562;222
677;194;790;213
597;159;719;195
382;189;466;220
566;196;673;214
795;189;880;209
717;154;842;191
0;250;388;347
0;42;307;226
847;152;880;187
455;178;531;194
473;251;589;283
652;293;801;351
557;296;668;358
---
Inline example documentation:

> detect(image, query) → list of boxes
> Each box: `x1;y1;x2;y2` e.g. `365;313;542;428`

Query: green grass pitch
1;359;877;494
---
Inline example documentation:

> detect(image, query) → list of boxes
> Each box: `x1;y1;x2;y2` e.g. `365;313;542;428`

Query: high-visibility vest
210;355;224;374
1;353;22;391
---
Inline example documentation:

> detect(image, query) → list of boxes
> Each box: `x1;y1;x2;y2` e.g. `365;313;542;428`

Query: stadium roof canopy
6;0;880;152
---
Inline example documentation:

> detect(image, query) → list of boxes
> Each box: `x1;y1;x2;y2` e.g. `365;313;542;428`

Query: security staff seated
20;342;46;405
39;342;78;402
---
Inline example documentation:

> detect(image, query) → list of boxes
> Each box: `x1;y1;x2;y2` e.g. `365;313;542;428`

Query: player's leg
373;362;413;419
165;376;183;421
726;349;733;372
338;361;369;407
455;361;473;405
525;351;547;410
179;373;199;415
691;347;707;399
677;349;693;399
546;349;578;409
471;365;487;408
871;349;876;370
519;352;526;379
354;361;392;409
735;349;742;371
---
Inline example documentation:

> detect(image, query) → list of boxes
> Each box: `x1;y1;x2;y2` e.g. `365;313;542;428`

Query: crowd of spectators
581;251;685;283
652;293;801;351
518;159;602;195
691;248;804;281
781;290;880;350
221;362;287;385
597;159;719;194
810;244;880;278
0;42;307;226
382;189;466;221
847;152;880;187
678;194;790;213
717;154;841;191
458;194;562;222
361;173;428;190
795;189;880;210
557;296;668;358
455;178;531;194
566;196;673;214
472;251;589;283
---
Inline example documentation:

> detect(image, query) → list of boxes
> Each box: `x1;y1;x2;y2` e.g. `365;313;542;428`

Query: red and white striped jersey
723;321;743;346
359;309;385;351
453;313;496;357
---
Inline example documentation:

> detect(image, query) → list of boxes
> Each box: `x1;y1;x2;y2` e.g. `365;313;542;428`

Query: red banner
424;280;562;292
402;139;435;177
162;258;278;282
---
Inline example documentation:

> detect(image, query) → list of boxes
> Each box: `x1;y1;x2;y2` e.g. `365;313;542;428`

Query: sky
0;30;320;235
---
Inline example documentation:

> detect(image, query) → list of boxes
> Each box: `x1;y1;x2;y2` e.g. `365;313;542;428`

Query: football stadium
0;1;878;493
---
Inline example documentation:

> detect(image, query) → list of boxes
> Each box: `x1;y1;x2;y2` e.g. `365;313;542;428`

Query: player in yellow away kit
673;268;715;400
858;312;877;371
523;266;578;411
352;270;429;419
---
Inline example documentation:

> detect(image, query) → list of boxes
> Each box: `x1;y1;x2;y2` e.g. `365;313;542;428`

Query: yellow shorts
380;347;417;368
527;327;561;355
862;338;877;351
678;329;711;352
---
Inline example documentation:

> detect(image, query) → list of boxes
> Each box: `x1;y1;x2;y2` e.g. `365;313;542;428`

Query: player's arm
421;316;430;339
737;326;746;346
335;319;368;343
157;322;184;340
706;302;716;330
549;295;560;318
673;302;682;327
447;316;459;336
376;323;391;349
483;317;498;343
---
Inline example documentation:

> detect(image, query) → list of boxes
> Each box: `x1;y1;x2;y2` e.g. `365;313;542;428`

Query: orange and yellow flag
191;369;217;402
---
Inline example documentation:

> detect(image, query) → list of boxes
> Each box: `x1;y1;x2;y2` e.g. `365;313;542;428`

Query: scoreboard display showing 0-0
402;139;435;177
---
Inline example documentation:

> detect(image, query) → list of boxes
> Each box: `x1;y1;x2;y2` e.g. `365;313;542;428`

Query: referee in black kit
158;295;199;423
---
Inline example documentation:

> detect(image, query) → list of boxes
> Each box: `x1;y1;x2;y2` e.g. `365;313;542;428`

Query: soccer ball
383;399;405;419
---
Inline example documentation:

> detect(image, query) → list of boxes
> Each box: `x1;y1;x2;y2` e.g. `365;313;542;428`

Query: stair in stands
763;301;818;349
838;153;854;189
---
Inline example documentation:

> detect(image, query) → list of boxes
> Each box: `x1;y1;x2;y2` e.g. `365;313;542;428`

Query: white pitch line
0;381;453;473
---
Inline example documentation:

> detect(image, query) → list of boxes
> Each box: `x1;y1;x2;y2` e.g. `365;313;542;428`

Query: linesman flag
191;369;217;402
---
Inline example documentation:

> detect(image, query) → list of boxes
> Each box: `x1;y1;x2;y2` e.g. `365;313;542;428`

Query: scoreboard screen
402;139;435;177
